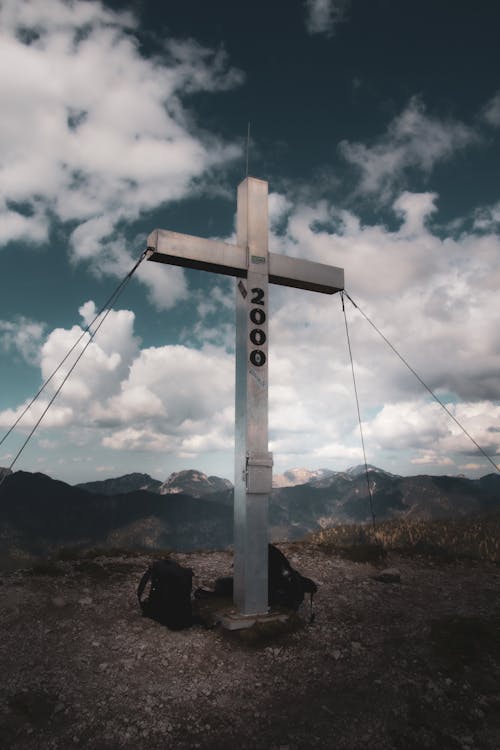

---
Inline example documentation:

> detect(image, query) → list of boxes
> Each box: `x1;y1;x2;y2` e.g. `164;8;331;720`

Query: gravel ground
1;544;500;750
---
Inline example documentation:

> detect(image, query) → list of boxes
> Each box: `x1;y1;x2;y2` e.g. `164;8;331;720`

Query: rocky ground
1;543;500;750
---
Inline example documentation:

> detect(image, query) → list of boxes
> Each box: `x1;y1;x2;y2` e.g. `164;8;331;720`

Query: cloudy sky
1;0;500;484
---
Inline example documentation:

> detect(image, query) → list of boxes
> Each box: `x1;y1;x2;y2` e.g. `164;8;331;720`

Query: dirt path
1;545;499;749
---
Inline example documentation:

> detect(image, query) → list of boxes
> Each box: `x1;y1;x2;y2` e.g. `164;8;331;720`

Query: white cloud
313;443;364;462
0;0;242;304
96;341;235;454
0;0;134;30
473;200;500;232
363;401;452;451
482;91;500;127
263;182;500;476
38;304;140;406
102;426;178;453
393;191;438;236
460;462;483;472
0;201;49;245
438;402;500;457
94;385;167;425
304;0;350;37
115;344;233;425
0;398;74;430
272;191;500;402
180;426;233;454
410;453;455;467
339;97;477;199
135;260;189;312
0;302;235;463
268;191;293;231
364;400;500;471
0;316;45;365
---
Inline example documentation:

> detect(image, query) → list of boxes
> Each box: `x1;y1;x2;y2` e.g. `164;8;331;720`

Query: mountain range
1;465;499;565
77;469;233;498
0;470;233;566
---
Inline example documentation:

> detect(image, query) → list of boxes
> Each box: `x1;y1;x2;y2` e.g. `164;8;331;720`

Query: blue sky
1;0;500;484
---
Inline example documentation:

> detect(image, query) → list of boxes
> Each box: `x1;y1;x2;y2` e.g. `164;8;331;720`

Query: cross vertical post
234;178;272;615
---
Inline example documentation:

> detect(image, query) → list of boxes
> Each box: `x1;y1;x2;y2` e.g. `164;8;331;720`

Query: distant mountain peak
77;472;162;496
272;465;401;489
273;468;335;488
159;469;233;498
165;469;208;484
75;469;233;498
345;464;398;478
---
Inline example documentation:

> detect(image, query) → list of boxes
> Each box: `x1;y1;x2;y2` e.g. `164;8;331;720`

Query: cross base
218;609;291;631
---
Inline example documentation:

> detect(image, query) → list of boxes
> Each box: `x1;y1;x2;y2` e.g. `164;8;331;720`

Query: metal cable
341;292;377;529
0;251;146;451
343;291;500;475
0;250;147;486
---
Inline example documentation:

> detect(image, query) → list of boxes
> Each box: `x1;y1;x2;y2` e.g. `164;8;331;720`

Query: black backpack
268;544;317;616
137;558;195;630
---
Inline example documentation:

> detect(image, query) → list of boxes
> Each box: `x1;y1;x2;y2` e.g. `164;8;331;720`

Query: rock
373;568;401;583
51;596;67;608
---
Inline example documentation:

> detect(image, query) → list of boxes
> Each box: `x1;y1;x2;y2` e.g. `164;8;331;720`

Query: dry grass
56;546;144;561
312;513;500;563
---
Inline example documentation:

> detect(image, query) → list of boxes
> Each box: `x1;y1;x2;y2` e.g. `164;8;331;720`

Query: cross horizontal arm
146;229;247;278
147;229;344;294
268;252;344;294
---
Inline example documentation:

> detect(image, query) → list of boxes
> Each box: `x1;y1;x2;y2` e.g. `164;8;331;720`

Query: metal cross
146;177;344;617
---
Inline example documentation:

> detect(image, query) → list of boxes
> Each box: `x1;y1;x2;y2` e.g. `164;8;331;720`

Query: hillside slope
0;471;232;563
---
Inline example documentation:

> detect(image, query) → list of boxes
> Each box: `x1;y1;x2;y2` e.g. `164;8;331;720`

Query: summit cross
146;177;344;618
